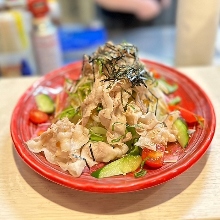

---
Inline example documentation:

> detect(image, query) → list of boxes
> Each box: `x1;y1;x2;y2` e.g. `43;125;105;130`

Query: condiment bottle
27;0;62;75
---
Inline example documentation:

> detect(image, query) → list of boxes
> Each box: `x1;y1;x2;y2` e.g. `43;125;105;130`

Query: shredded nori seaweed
88;42;155;88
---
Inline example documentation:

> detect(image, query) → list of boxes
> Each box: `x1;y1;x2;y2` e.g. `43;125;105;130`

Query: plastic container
0;9;35;77
58;22;107;64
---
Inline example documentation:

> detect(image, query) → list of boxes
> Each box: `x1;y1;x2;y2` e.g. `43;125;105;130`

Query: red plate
10;60;216;193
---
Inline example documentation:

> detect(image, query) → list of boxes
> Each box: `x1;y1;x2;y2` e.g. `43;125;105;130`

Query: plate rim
10;59;216;193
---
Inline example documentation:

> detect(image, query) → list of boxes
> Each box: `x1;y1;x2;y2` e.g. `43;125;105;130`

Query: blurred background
0;0;220;77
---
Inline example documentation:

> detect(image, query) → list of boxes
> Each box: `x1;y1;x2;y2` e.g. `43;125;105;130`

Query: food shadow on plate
12;145;210;215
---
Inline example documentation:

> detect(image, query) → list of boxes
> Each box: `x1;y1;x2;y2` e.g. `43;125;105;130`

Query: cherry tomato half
141;145;165;169
29;109;49;124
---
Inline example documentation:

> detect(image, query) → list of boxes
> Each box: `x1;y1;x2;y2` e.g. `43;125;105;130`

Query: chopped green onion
134;159;147;178
126;104;136;110
111;136;123;143
168;96;181;106
96;103;103;112
112;121;125;131
58;107;79;120
134;169;147;178
89;126;107;142
158;78;178;94
90;126;107;135
90;133;106;142
128;145;140;156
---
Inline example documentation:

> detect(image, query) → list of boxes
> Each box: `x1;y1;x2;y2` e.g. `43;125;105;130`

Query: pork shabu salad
26;42;204;178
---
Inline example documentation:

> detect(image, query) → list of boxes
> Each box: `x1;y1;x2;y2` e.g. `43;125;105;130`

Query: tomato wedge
29;109;49;124
141;145;165;168
169;105;204;125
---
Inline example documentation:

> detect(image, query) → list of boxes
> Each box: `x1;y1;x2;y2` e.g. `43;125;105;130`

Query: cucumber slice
173;118;189;148
35;94;55;114
91;155;142;178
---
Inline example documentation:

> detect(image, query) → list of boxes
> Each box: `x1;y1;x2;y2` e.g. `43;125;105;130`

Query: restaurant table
0;64;220;220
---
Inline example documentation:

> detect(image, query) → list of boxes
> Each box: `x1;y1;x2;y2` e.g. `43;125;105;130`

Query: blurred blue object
58;24;107;63
21;59;32;76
